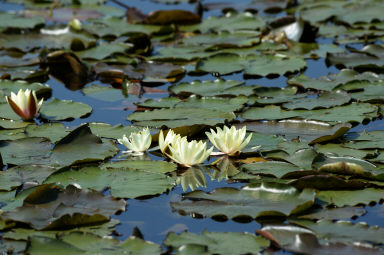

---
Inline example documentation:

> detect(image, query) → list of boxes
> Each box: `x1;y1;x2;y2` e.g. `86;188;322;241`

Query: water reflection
175;166;207;192
206;156;240;182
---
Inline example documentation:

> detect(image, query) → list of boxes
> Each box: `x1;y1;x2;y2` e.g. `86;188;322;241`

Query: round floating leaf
0;31;95;52
171;182;316;219
258;224;383;255
251;86;302;105
102;160;177;174
0;137;51;165
0;165;58;191
0;128;27;141
0;118;30;129
25;123;70;143
184;31;261;48
89;122;139;140
1;184;126;230
40;98;92;121
164;231;269;255
241;161;302;179
241;103;378;124
241;120;351;144
244;54;306;77
169;79;245;97
81;85;128;102
83;17;167;37
0;12;44;29
242;132;286;153
196;53;245;75
317;188;384;207
45;166;174;198
127;108;235;128
350;85;384;103
282;91;351;110
175;96;248;112
0;80;51;97
298;206;366;221
192;12;265;33
75;43;132;60
50;124;118;167
291;219;384;245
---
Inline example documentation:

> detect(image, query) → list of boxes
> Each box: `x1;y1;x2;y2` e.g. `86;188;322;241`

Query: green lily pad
190;12;265;33
350;85;384;103
0;30;95;52
0;12;45;29
102;160;177;174
26;234;161;255
196;53;306;76
50;124;118;167
25;123;70;143
164;231;269;255
242;132;286;153
89;122;139;140
152;45;213;61
45;166;174;199
0;79;51;97
0;128;27;141
298;206;366;221
183;31;261;48
282;91;351;110
344;130;384;150
0;165;58;191
0;137;51;165
40;98;92;121
171;182;315;219
127;108;235;128
317;188;384;206
242;120;351;144
169;79;245;97
81;85;135;102
75;43;133;60
83;17;167;37
291;219;384;245
258;224;383;255
241;103;378;124
1;184;126;230
241;161;302;179
288;69;384;91
251;86;303;105
327;44;384;71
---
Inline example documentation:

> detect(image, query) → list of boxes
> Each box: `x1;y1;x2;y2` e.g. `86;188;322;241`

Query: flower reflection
207;156;240;182
175;167;207;191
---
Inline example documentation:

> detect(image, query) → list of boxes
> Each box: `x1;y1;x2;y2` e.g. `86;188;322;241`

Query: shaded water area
1;0;384;254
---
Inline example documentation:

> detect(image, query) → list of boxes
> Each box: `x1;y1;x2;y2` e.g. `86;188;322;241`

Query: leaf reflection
176;167;206;192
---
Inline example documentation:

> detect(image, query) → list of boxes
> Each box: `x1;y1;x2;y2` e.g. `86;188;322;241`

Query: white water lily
166;137;213;168
206;126;252;156
6;89;43;121
118;127;152;154
159;129;182;153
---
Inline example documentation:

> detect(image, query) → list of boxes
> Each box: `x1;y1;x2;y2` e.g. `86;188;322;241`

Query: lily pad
317;188;384;207
0;137;51;165
40;98;92;121
241;161;303;179
241;103;378;124
0;12;45;29
1;184;126;230
89;122;139;140
241;120;351;144
291;219;384;246
171;182;315;219
50;124;118;167
169;79;245;97
102;160;177;174
282;91;351;110
0;165;58;191
45;166;174;199
127;108;235;128
164;231;269;255
25;123;70;143
0;79;51;97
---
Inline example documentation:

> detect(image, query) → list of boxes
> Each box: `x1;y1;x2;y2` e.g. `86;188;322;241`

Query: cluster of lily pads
1;0;384;254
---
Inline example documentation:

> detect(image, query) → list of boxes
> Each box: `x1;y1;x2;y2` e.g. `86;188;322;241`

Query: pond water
1;0;384;254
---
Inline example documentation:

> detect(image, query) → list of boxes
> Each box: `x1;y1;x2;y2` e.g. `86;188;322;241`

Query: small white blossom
118;127;151;154
166;137;213;168
159;129;181;154
206;126;252;156
6;89;43;121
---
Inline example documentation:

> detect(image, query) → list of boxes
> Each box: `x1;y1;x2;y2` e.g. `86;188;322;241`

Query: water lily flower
166;137;213;168
118;127;152;154
159;129;182;153
206;126;252;156
5;89;43;121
